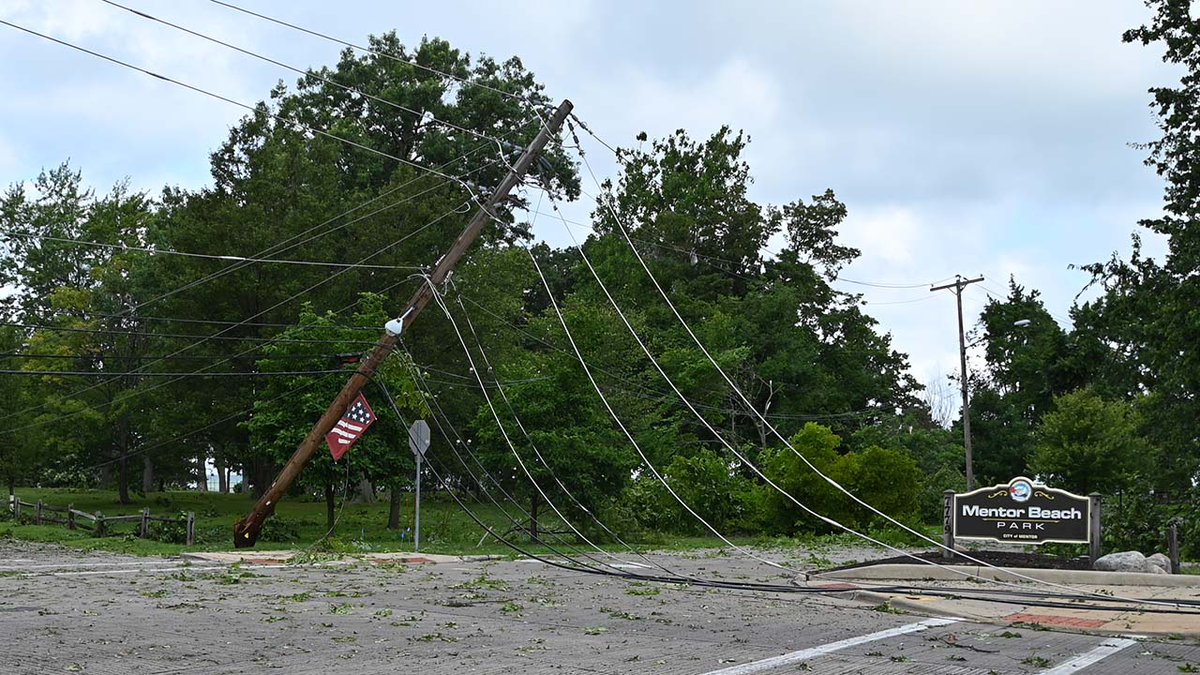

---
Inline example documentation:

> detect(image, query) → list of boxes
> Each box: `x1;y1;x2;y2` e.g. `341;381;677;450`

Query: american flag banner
325;392;376;461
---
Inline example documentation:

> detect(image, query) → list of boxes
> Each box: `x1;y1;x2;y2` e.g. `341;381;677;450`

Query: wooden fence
7;495;195;545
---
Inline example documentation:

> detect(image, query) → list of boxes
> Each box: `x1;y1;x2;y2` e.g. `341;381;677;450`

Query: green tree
1072;2;1200;492
1029;389;1151;495
244;295;424;532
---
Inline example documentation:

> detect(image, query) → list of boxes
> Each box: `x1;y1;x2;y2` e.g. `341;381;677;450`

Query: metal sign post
409;420;431;552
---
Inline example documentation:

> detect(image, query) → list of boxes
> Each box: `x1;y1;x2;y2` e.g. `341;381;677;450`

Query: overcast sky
0;0;1180;404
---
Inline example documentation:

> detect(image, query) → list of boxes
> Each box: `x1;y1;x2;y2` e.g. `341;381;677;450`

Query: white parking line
0;560;188;571
1;565;226;578
1037;638;1138;674
699;617;962;675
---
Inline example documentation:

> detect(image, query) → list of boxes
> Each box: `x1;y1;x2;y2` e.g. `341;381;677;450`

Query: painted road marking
0;565;227;578
1037;638;1138;674
0;560;192;571
699;617;962;675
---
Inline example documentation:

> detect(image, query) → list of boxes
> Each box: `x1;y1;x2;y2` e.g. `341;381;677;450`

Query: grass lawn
1;487;936;558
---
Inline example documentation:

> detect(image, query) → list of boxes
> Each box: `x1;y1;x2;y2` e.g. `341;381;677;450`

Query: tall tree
1074;1;1200;490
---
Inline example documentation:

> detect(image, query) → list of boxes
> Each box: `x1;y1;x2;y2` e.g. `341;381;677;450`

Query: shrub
760;423;924;535
623;450;763;535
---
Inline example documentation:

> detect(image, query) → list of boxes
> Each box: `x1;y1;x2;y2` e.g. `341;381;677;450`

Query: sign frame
952;476;1091;546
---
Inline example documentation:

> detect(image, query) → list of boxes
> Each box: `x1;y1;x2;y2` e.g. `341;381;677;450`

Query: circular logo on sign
1008;478;1033;503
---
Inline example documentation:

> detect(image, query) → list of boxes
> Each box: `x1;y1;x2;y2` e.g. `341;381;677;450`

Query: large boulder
1147;553;1173;574
1093;551;1157;574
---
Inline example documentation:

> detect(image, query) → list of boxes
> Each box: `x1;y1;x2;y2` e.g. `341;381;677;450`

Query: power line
207;0;542;111
0;144;508;426
0;201;468;432
0;352;357;362
428;281;656;576
0;18;484;200
59;313;380;331
98;0;525;149
1;322;379;346
0;229;423;271
72;371;341;473
0;368;345;378
568;117;1192;611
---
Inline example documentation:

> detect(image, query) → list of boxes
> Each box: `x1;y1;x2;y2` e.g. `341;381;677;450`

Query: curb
816;564;1200;587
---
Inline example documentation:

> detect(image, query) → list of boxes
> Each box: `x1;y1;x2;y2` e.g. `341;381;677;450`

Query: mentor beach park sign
950;477;1092;545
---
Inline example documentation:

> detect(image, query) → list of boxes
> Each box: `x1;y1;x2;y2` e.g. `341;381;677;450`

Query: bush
623;450;763;535
1103;488;1200;559
150;516;189;544
760;423;924;535
258;516;304;543
918;466;966;525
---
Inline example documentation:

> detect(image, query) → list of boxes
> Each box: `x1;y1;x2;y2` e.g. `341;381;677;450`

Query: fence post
35;500;43;525
94;511;106;538
12;495;19;520
942;490;956;560
1088;493;1102;564
67;504;75;530
1169;521;1181;575
140;508;150;538
185;512;195;546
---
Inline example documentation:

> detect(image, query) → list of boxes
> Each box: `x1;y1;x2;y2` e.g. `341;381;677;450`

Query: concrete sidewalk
813;564;1200;638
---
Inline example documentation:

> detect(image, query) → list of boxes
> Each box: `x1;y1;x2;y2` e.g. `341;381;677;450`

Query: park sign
952;477;1090;545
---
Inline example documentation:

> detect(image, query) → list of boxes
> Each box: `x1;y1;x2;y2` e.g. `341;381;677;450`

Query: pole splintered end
233;519;259;549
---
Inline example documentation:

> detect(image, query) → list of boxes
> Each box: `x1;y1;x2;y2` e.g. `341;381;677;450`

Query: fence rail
7;495;194;545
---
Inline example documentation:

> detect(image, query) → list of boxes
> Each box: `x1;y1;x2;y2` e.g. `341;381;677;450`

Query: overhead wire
384;350;626;575
1;200;471;435
528;205;949;309
347;377;1200;607
537;186;949;576
0;135;521;426
97;0;523;149
0;141;508;423
0;322;378;346
448;283;688;578
0;368;346;378
568;115;1194;611
521;225;792;572
0;229;423;271
76;369;342;473
426;273;677;576
206;0;544;112
454;293;882;422
0;18;486;202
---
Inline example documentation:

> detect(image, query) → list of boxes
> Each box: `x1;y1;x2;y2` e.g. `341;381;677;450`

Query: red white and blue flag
325;393;376;461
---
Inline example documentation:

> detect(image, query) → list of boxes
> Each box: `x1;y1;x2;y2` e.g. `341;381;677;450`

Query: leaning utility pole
234;100;574;548
930;274;984;491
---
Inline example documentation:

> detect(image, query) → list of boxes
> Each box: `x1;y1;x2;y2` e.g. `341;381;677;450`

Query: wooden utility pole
930;275;984;491
234;100;574;548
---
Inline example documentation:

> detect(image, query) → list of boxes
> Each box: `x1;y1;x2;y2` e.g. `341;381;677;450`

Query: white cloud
839;205;926;266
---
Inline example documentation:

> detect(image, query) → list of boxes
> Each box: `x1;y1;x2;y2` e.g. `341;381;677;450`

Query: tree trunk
324;483;337;534
356;476;376;504
142;455;155;495
388;487;402;530
197;453;208;493
116;415;132;504
216;455;229;493
117;453;131;505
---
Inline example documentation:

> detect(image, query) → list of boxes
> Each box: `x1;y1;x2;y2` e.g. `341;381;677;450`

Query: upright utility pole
930;275;984;491
234;100;574;548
